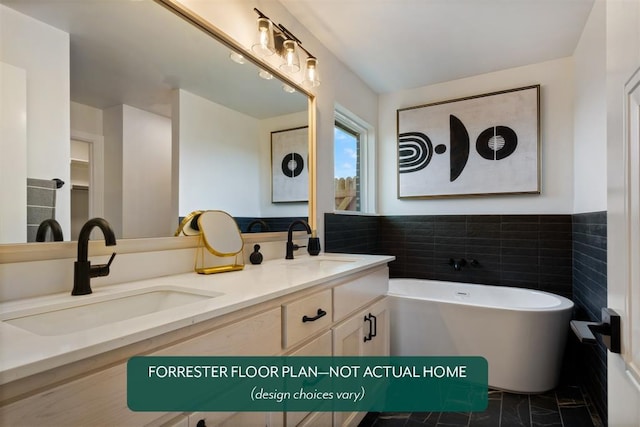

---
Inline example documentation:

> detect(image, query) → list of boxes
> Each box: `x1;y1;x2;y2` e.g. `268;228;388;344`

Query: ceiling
279;0;596;93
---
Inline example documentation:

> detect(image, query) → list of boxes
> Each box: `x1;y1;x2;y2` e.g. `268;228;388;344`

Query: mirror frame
0;0;316;263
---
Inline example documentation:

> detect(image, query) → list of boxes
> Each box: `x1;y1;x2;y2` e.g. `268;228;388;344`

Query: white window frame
334;106;376;214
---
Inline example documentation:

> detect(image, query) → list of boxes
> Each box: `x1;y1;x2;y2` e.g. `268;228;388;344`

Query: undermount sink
2;287;223;336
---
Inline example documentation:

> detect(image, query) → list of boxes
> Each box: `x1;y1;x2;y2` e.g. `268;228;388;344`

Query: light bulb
251;17;275;56
279;39;300;73
229;51;246;64
302;57;320;88
258;70;274;80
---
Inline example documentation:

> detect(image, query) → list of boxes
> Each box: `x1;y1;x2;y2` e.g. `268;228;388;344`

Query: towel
26;178;57;242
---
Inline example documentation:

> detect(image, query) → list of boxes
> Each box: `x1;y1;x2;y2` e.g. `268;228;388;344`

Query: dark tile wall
235;217;308;233
324;213;379;254
325;213;573;297
325;211;608;424
572;211;607;425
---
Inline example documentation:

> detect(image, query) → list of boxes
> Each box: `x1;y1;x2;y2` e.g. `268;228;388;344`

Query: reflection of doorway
69;131;104;240
70;139;90;238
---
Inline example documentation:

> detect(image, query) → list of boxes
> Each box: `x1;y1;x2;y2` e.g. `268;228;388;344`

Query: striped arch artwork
397;85;540;198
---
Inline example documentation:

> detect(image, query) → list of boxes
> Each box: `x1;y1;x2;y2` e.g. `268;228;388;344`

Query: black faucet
35;218;63;242
286;219;312;259
72;218;117;296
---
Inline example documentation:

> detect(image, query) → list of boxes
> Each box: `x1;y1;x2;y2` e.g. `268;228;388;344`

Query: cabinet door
362;298;390;357
0;362;166;426
332;309;367;357
332;298;388;427
285;331;332;427
155;414;189;427
332;298;388;357
168;308;281;427
298;410;333;427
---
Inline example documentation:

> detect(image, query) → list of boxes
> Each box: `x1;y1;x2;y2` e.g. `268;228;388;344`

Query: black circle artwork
281;152;304;177
476;126;518;160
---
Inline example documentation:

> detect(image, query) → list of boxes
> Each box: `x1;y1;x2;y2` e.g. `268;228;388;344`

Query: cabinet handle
302;308;327;323
364;314;373;342
363;313;377;342
370;313;377;338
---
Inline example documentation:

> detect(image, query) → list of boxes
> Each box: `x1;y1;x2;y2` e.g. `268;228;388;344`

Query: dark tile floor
358;385;603;427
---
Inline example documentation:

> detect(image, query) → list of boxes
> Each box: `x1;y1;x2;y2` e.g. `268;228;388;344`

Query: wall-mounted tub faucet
448;258;479;271
449;258;467;271
35;218;63;242
72;218;116;296
286;219;312;259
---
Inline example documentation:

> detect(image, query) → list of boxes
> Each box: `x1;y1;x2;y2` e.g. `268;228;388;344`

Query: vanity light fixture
252;8;320;88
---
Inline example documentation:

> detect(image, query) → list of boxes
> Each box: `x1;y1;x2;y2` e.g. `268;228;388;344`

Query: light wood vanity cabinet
332;298;390;427
0;265;390;427
0;308;282;427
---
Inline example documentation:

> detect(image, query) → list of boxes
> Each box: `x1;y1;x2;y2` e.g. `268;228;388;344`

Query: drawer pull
302;308;327;323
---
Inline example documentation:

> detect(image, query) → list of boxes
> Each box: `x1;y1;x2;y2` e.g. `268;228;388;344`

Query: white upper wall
573;0;607;213
379;57;575;215
0;63;27;243
70;101;103;137
175;89;262;217
121;105;173;238
102;104;173;238
0;5;70;238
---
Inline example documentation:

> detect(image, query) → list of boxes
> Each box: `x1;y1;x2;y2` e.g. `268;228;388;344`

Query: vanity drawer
333;266;388;322
154;307;281;356
282;289;332;349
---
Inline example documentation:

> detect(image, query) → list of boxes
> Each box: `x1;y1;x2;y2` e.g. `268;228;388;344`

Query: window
334;108;374;213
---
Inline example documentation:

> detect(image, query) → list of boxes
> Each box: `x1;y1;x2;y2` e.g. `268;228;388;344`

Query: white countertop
0;253;393;385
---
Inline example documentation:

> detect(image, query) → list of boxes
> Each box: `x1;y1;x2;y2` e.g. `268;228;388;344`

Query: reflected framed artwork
397;85;540;198
271;126;309;203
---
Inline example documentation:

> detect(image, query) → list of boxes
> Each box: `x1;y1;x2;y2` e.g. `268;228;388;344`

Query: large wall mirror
0;0;313;246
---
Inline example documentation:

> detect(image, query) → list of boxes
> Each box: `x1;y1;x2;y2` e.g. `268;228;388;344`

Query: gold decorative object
194;210;245;274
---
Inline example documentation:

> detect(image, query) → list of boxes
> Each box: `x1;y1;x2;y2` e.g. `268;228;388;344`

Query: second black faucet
285;219;312;259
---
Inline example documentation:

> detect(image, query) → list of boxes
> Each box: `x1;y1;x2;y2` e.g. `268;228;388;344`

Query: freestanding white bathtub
388;278;574;393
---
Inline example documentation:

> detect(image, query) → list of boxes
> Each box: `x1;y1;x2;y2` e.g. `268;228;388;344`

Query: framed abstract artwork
271;126;309;203
397;85;540;198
